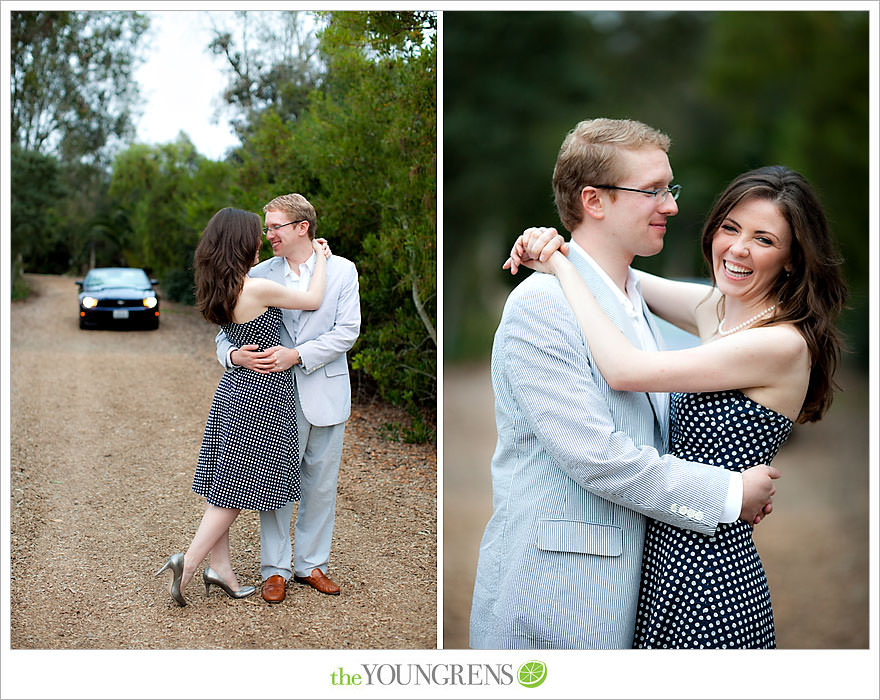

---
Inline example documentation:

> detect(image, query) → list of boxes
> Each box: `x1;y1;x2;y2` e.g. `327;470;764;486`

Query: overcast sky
134;10;240;160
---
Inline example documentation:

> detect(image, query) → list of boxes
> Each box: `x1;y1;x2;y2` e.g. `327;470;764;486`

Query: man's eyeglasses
263;219;306;235
592;184;682;203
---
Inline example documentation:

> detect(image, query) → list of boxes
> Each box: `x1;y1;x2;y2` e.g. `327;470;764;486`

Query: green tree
108;136;234;299
225;109;316;218
11;10;149;165
10;146;67;279
298;11;437;431
10;10;150;290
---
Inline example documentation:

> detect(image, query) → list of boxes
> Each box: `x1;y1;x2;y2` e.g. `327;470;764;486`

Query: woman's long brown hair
700;166;848;423
193;208;263;325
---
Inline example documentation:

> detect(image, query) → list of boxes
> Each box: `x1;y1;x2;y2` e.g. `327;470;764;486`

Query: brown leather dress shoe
261;574;286;603
294;568;340;595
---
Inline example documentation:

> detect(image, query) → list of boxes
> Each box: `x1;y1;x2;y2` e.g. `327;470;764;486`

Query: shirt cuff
227;347;237;367
720;471;743;523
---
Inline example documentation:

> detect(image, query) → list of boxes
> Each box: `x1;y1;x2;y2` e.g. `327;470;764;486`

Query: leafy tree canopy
11;10;149;166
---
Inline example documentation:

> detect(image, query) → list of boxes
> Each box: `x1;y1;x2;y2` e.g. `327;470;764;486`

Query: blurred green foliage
11;10;436;435
444;11;869;366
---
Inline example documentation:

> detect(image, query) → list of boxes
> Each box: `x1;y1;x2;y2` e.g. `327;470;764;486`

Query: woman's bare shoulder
241;276;282;295
744;323;810;362
243;276;273;288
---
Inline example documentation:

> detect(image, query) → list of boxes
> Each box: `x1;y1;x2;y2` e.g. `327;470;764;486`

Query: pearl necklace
718;304;777;337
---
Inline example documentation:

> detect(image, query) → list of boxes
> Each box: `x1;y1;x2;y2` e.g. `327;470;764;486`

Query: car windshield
84;269;151;290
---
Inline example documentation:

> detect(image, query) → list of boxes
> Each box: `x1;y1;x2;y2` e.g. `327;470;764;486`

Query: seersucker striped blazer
469;253;733;649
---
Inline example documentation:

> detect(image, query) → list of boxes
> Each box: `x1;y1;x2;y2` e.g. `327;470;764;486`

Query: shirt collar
567;240;641;313
282;251;316;279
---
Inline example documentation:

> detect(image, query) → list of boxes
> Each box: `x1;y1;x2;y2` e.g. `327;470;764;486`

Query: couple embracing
156;193;360;607
470;118;846;649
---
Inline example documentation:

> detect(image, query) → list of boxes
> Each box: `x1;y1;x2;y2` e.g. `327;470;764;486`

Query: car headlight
82;296;98;308
143;296;158;308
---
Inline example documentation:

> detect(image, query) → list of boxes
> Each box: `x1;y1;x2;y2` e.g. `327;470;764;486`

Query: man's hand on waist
266;345;300;372
230;344;276;374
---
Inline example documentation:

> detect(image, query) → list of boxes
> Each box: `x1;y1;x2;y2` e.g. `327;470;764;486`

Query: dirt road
443;362;869;649
9;274;436;650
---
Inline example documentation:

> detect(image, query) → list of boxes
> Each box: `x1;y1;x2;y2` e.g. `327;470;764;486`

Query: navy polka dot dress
633;390;793;649
193;307;300;510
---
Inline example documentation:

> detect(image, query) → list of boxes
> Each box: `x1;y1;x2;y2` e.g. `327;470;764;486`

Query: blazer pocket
535;519;622;557
324;356;348;378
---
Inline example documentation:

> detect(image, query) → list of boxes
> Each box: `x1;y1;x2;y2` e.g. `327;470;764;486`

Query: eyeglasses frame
591;184;682;202
262;219;307;236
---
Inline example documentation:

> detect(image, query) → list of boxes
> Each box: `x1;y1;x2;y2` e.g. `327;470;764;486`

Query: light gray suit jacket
469;253;733;649
216;254;360;427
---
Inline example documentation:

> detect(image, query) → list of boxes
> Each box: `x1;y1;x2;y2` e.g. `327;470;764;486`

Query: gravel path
10;273;437;650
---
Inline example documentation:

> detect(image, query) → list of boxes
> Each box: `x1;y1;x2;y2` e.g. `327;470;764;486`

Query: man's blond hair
552;118;671;231
263;193;317;239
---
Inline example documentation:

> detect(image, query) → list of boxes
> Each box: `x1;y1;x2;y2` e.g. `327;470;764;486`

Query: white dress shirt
282;252;316;340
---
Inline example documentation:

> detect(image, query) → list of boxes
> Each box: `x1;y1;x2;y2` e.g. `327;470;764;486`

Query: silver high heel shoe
155;552;187;606
203;566;257;600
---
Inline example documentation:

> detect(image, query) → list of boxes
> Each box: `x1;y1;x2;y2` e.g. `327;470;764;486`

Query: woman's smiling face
712;196;793;304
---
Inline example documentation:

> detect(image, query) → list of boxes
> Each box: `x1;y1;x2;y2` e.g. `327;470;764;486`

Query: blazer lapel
638;293;671;445
569;254;644;352
570;254;668;443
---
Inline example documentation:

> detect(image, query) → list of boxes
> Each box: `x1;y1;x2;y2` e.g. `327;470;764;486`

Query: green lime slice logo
517;660;547;688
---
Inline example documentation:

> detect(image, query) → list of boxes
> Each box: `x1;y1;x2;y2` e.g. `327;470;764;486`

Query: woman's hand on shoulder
503;227;568;275
314;238;331;259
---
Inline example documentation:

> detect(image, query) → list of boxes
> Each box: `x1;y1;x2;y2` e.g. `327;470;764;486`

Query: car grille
103;298;145;308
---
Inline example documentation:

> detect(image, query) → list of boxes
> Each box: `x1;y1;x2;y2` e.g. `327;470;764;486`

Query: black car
76;267;160;330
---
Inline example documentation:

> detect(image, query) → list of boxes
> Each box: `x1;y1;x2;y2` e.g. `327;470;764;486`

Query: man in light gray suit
469;118;779;649
216;193;360;603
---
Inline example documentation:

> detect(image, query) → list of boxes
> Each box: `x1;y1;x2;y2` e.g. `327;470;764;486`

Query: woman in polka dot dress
511;167;847;647
155;208;326;606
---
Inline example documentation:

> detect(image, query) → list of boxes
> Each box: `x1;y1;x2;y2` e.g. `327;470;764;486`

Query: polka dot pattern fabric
633;390;793;649
193;307;300;510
